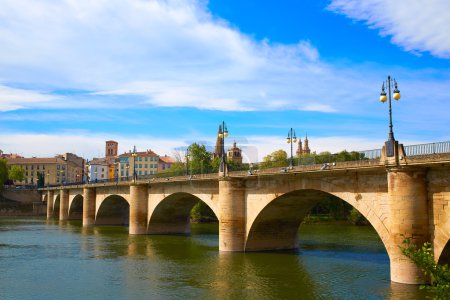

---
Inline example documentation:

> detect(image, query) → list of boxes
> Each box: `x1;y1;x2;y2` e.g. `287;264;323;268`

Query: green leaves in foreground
401;239;450;299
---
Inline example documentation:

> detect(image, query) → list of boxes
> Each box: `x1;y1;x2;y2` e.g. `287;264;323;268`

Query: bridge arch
245;188;391;256
68;194;83;220
437;240;450;265
95;195;130;225
53;194;60;218
148;192;218;234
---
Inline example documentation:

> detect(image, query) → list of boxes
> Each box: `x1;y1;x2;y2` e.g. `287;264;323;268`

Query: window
102;168;104;172
57;165;60;170
31;171;34;176
43;165;45;170
62;165;65;170
121;171;124;176
162;165;166;170
168;164;171;169
31;165;34;170
26;172;28;176
139;157;142;162
101;174;104;178
26;165;28;170
150;171;153;175
139;164;142;168
139;171;142;175
37;165;40;170
145;157;148;162
144;171;147;175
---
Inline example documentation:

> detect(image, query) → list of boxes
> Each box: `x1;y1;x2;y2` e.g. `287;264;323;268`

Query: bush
401;238;450;299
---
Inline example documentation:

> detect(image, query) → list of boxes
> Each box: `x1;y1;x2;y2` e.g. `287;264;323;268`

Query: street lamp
185;147;190;176
380;75;401;157
286;128;297;169
218;121;229;176
132;145;137;183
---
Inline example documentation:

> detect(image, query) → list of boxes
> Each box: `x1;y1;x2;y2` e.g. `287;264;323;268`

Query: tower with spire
296;134;312;156
213;125;223;159
303;133;311;154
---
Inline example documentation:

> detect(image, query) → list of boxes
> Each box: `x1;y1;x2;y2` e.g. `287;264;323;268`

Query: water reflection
0;218;431;299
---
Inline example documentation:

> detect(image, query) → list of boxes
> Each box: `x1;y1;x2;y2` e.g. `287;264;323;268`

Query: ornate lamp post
286;128;297;168
379;75;401;157
132;145;137;183
218;121;229;176
185;146;190;176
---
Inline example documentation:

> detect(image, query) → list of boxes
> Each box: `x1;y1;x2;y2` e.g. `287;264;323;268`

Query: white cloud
328;0;450;58
0;85;59;111
0;0;389;114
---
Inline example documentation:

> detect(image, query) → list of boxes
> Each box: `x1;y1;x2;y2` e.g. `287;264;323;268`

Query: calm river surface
0;218;429;299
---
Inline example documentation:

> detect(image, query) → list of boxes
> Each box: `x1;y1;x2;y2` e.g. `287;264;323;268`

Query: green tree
188;143;213;175
8;165;25;183
0;159;8;189
36;171;45;188
402;238;450;299
261;149;288;168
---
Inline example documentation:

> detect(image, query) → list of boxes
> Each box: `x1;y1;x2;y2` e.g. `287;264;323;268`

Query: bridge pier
129;184;148;234
59;189;69;221
219;178;246;252
83;187;96;226
388;167;429;284
46;190;54;220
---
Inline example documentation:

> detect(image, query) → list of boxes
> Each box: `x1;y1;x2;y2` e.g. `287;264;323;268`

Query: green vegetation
8;165;25;183
401;239;450;299
190;201;217;223
260;149;288;168
0;159;8;190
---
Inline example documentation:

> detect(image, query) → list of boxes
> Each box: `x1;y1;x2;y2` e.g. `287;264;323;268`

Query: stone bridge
42;152;450;285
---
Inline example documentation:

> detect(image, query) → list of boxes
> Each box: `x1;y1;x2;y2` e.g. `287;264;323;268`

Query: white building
88;159;109;182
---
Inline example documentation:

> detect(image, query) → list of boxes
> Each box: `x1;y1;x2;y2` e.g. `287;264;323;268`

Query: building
6;153;84;185
227;141;243;164
158;155;176;172
296;134;312;156
117;149;159;179
213;125;223;159
0;150;23;159
87;158;109;182
105;140;118;158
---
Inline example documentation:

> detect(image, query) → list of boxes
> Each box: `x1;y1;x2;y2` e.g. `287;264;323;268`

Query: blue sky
0;0;449;161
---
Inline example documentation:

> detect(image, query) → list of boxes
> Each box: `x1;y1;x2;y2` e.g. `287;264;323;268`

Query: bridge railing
358;141;450;159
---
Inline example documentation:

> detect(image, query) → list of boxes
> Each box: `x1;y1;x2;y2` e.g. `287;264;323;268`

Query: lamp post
218;121;229;176
379;75;401;157
185;146;190;176
286;128;297;169
132;146;137;183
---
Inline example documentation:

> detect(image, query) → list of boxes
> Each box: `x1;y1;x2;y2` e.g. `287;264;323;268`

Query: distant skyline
0;0;449;162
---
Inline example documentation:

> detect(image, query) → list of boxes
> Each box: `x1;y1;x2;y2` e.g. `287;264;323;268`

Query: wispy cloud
0;85;59;112
0;0;435;114
328;0;450;58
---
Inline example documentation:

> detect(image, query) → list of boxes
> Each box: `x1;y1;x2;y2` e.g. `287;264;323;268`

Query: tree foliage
401;238;450;299
8;165;25;182
0;159;8;190
261;149;288;168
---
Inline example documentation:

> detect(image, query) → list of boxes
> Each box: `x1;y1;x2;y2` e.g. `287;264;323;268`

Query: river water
0;218;429;299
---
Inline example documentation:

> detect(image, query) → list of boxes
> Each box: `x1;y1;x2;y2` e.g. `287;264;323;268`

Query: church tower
303;134;311;154
227;141;243;164
213;125;223;159
296;137;303;156
105;140;118;158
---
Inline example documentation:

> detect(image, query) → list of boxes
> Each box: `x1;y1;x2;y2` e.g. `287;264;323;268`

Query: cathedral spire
296;136;303;156
303;133;311;154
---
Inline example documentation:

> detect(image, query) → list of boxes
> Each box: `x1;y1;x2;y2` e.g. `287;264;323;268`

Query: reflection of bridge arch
245;189;390;254
148;192;218;234
95;195;130;225
68;194;83;220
